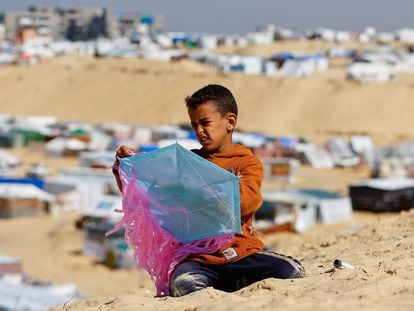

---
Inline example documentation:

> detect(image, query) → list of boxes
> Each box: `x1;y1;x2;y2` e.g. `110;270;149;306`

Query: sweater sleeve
238;156;264;217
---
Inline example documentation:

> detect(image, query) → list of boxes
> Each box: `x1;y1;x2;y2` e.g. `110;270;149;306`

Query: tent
0;255;22;274
346;62;394;82
260;189;352;232
326;138;360;167
0;183;53;218
350;178;414;212
0;274;81;311
261;157;300;183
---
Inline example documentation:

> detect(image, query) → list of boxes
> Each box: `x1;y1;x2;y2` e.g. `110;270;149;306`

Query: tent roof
353;178;414;191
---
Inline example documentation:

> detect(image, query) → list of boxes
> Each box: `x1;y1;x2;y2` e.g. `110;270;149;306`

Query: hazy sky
1;0;413;34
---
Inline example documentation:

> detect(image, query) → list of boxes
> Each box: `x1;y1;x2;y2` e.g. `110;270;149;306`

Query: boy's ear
226;113;237;131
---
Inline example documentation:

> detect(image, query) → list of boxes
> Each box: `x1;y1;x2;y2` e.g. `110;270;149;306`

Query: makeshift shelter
264;60;278;76
258;189;352;232
308;28;335;41
81;195;134;268
350;178;414;212
43;178;80;213
55;168;119;210
26;163;51;179
8;116;57;147
279;59;313;77
275;53;328;78
246;31;274;45
371;141;414;178
88;129;112;151
0;183;53;218
326;138;360;167
261;157;300;183
0;255;22;274
0;177;44;189
0;132;24;148
0;274;81;311
0;150;20;174
346;62;393;82
396;28;414;43
200;35;219;50
270;52;295;68
350;135;375;167
233;131;269;149
0;52;17;65
295;143;334;169
80;195;123;225
240;56;264;75
84;221;134;269
157;138;201;150
335;31;352;42
151;125;189;142
79;151;115;168
45;137;87;157
9;129;45;147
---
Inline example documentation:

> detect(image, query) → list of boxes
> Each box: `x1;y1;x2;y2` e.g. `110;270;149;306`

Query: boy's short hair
185;84;238;116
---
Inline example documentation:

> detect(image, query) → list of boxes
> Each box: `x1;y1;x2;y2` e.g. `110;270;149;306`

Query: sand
0;40;413;310
0;41;414;146
53;210;413;311
1;208;412;311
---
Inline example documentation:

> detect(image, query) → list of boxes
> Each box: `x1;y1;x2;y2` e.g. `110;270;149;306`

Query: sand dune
60;209;414;310
1;48;414;146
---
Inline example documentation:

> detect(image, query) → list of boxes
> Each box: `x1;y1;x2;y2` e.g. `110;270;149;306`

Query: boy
114;84;305;297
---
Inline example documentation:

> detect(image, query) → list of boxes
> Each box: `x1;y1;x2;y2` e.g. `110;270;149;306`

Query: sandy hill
58;209;414;310
1;44;414;146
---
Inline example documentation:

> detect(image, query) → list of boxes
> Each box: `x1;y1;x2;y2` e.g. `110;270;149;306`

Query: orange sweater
188;144;264;265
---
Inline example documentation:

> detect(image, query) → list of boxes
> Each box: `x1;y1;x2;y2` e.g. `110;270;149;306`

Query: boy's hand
113;146;135;184
115;145;136;163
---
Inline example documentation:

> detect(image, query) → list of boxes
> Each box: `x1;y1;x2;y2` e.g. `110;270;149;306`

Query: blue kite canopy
119;143;241;243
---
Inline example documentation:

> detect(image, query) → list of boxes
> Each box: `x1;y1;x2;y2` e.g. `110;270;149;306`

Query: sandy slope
59;210;414;311
0;44;414;146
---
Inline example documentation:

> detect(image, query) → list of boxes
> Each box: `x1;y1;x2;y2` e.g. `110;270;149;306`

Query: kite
107;143;241;296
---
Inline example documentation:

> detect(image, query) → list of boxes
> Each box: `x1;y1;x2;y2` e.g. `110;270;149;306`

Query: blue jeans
170;252;305;297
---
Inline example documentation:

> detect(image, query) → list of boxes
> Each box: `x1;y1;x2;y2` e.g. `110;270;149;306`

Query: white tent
294;143;334;169
0;183;53;201
0;274;80;311
397;28;414;43
346;62;393;82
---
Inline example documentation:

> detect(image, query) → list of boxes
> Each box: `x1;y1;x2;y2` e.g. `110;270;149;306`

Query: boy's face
188;101;237;153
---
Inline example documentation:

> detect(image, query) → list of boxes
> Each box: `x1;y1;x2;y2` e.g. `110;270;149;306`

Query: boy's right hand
113;145;135;191
115;145;136;163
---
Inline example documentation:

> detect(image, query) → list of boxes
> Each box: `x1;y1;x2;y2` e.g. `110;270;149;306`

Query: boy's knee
289;265;305;278
286;257;305;278
263;252;305;279
170;272;210;297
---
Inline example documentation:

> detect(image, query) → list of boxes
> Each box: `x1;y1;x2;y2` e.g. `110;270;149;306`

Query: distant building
3;5;118;41
397;28;414;43
118;12;141;37
0;24;5;41
0;12;5;40
15;27;40;43
118;12;164;38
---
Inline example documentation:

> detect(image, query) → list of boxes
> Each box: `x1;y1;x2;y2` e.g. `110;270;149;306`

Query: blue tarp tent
0;177;44;189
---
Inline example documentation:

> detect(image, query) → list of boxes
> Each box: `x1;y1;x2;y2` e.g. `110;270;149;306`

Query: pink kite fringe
107;168;234;296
